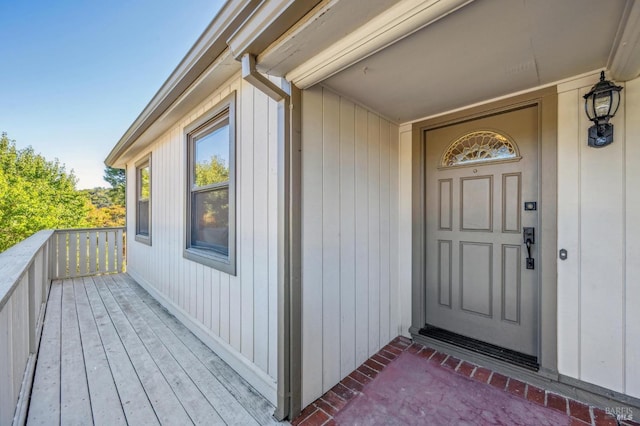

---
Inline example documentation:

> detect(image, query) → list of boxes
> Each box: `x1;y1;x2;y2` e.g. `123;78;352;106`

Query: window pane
139;166;150;199
194;121;230;187
138;200;149;235
441;130;519;167
191;187;229;255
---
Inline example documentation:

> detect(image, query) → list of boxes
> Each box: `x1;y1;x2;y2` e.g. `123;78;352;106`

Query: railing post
48;232;56;281
43;243;49;302
117;228;124;272
56;233;66;279
89;230;97;275
107;230;116;273
28;261;36;354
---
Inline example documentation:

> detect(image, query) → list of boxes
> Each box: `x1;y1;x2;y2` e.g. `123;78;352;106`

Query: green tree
86;204;126;228
195;155;229;187
104;166;125;205
81;187;115;208
79;187;126;228
0;133;90;251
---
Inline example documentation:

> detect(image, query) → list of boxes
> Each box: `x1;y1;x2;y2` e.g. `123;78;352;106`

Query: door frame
409;86;558;377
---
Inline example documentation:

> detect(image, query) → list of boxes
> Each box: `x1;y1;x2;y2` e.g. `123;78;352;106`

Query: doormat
333;351;569;425
420;325;539;371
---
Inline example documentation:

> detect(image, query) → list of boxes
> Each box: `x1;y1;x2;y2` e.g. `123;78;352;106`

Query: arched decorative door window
440;130;521;168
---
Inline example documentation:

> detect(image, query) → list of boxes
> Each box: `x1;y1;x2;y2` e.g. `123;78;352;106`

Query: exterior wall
557;73;640;399
300;86;400;406
125;73;280;404
398;124;413;338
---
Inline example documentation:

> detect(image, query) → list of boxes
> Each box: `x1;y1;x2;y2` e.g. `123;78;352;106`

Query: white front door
425;105;539;358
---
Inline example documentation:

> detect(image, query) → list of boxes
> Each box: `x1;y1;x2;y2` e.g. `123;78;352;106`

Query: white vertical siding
339;97;356;378
322;89;341;391
354;105;370;367
557;73;640;398
625;76;640;398
398;125;413;338
125;73;279;404
301;86;400;406
389;124;400;340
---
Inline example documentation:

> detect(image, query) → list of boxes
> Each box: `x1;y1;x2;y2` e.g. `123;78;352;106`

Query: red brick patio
292;337;638;426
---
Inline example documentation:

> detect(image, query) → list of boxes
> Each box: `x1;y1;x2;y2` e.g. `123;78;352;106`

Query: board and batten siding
557;73;640;399
125;73;280;404
398;124;413;339
301;86;401;406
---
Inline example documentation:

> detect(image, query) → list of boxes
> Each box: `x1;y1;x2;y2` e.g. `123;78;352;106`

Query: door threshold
419;325;539;371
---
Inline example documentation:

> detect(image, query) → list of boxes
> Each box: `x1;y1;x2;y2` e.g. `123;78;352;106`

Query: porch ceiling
318;0;631;123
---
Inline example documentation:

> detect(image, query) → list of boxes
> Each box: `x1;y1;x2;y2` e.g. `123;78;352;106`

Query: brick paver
291;337;625;426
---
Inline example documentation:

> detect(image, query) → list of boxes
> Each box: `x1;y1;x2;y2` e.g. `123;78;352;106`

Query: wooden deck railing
49;227;125;279
0;227;125;425
0;230;52;425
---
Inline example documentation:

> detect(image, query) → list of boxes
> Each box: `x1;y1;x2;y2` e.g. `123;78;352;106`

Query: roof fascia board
227;0;321;60
106;0;260;167
285;0;475;89
609;0;640;81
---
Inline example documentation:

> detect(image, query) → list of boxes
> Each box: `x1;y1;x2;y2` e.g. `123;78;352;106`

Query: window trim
183;92;236;275
135;154;152;245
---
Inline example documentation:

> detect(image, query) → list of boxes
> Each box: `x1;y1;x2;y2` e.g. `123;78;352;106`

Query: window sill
135;234;152;246
184;247;235;276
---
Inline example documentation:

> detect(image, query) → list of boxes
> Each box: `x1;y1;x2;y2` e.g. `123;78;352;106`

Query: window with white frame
184;93;236;275
135;156;151;244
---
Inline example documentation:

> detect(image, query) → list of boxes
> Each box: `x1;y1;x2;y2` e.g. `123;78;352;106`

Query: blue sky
0;0;224;188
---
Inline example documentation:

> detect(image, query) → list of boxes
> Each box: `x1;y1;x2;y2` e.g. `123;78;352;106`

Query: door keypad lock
523;227;535;270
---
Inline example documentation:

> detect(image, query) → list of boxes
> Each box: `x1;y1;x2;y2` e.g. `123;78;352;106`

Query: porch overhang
256;0;640;124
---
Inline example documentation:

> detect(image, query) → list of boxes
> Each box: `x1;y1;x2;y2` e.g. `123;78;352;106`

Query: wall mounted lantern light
583;71;623;148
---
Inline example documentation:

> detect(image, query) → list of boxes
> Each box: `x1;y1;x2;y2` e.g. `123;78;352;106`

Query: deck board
95;275;225;425
60;278;93;424
27;274;278;425
108;274;261;426
27;281;62;425
83;276;158;425
73;277;127;426
121;274;279;426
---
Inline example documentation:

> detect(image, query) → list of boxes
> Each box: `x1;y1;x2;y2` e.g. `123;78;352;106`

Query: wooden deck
26;273;279;425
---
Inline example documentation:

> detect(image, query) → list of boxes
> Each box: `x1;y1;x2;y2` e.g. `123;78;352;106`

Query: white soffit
318;0;630;122
609;0;640;81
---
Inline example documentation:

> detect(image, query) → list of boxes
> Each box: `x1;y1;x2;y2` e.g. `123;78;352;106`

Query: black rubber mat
419;325;539;371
